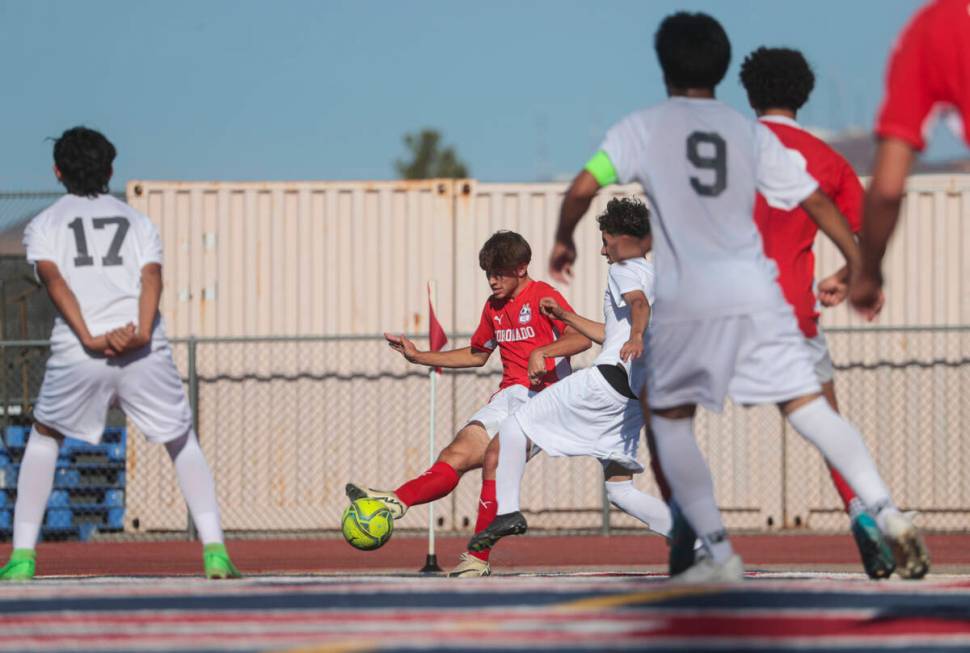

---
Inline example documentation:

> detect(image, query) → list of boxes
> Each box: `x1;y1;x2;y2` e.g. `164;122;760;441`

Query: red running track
2;533;969;576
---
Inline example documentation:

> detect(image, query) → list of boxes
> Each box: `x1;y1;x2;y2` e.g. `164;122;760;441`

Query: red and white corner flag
428;281;447;371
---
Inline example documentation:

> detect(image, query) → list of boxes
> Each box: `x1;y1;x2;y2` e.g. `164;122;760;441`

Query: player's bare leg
780;393;928;579
449;436;500;577
818;381;896;579
650;405;744;583
347;423;488;520
0;423;63;581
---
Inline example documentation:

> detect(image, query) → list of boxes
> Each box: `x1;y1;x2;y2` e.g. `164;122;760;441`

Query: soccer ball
341;498;394;551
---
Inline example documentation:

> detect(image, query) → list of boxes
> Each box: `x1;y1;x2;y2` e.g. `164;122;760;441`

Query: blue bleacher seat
0;509;10;529
4;426;27;448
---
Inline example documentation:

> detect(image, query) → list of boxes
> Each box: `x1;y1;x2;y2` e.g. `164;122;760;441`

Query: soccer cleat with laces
0;549;35;581
880;511;930;580
671;553;744;584
468;511;528;552
203;543;242;579
345;483;408;519
851;513;896;579
447;552;491;578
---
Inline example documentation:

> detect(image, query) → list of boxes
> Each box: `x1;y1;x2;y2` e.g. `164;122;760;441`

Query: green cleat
851;513;896;580
203;543;242;580
0;549;36;581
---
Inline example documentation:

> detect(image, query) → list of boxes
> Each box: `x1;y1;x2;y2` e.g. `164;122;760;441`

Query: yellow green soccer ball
341;498;394;551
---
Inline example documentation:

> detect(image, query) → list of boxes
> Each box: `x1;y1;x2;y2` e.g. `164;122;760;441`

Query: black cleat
468;511;528;551
668;502;698;576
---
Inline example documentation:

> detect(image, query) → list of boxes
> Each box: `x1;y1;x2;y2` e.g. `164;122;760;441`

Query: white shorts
511;367;645;473
34;345;193;445
647;308;821;412
465;384;536;438
805;330;835;384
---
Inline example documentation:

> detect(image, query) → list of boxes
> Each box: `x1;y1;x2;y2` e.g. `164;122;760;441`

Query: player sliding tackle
348;231;595;577
0;127;239;581
470;198;671;553
548;12;928;583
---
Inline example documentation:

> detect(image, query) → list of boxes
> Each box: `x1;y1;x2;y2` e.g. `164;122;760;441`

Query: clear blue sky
1;0;961;190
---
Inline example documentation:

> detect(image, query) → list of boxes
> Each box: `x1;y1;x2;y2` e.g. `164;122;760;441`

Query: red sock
394;462;460;507
828;465;858;513
468;480;497;562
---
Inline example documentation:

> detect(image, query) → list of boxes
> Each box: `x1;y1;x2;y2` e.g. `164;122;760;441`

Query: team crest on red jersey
518;303;532;324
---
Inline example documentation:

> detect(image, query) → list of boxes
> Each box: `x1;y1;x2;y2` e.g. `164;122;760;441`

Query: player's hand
538;296;565;320
549;239;577;284
848;269;884;321
817;271;849;307
384;332;421;364
105;323;150;355
83;333;113;357
527;349;548;386
619;338;644;362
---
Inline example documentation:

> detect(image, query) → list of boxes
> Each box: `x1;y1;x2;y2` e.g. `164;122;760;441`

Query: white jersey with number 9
599;97;819;325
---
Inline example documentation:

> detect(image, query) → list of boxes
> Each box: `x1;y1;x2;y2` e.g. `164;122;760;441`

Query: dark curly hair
655;12;731;89
597;198;651;238
53;127;116;197
739;47;815;112
479;231;532;273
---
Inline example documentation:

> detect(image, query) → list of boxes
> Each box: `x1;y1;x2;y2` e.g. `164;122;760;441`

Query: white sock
494;416;529;515
165;430;224;545
605;480;672;536
12;427;60;550
650;415;733;563
786;398;895;514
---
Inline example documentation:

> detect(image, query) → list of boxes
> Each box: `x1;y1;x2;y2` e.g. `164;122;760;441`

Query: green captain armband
584;150;619;186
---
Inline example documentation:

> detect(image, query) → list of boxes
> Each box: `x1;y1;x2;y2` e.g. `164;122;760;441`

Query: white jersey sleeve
607;259;656;307
137;218;164;267
599;112;651;185
754;123;819;210
23;214;55;265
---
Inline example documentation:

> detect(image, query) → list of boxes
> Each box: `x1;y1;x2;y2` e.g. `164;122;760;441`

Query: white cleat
881;511;930;580
447;552;491;578
670;553;744;584
345;483;408;519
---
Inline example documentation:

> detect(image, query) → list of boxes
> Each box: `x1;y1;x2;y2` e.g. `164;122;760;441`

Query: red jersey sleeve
876;6;936;151
470;303;496;352
833;161;864;234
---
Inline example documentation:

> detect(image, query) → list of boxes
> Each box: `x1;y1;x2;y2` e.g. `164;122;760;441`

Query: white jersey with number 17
599;97;818;325
23;193;169;364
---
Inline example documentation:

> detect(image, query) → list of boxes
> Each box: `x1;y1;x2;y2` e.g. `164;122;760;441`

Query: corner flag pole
421;280;445;573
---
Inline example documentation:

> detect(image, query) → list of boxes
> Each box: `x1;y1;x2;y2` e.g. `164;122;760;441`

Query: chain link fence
2;327;970;542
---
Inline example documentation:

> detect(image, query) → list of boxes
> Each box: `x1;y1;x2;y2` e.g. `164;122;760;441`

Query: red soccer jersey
470;280;573;390
755;117;863;338
876;0;970;151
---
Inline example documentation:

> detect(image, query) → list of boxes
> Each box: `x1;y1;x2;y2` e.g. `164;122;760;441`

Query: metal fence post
186;336;198;541
601;481;611;536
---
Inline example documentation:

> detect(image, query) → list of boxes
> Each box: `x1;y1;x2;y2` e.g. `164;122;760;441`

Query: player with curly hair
549;12;927;583
470;198;671;553
739;46;897;579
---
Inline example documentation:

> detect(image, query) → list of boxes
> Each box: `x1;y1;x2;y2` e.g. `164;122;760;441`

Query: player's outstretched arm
34;260;110;354
851;138;914;313
550;170;600;283
619;290;649;362
538;296;604;344
384;333;490;368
